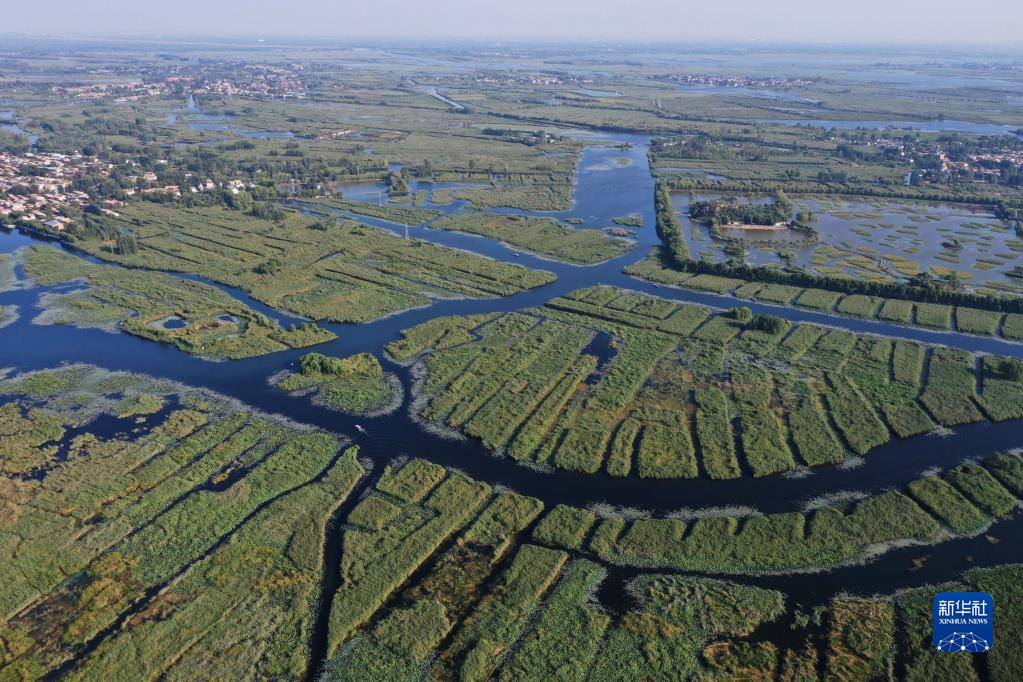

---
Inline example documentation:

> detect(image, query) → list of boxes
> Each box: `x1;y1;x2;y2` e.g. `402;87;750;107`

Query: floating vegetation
677;194;1021;290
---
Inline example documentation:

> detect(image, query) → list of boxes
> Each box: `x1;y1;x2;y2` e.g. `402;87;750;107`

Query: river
2;130;1022;616
0;110;39;146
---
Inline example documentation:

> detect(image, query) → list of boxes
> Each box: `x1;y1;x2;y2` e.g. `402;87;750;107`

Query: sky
3;0;1022;45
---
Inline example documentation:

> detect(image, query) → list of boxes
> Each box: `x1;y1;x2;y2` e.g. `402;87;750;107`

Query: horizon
5;34;1023;50
3;17;1023;682
4;0;1023;46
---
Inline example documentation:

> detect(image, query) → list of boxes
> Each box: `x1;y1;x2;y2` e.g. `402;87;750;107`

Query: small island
690;192;819;245
690;191;794;228
271;352;401;415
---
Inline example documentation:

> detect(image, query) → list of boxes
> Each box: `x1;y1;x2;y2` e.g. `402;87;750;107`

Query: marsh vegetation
391;285;1023;478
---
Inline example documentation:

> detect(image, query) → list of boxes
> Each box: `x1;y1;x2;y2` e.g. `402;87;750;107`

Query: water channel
2;129;1021;623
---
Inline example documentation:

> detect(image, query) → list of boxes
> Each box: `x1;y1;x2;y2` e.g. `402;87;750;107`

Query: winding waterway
2;131;1022;642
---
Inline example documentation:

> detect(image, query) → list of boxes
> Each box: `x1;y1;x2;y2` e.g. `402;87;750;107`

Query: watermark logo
933;592;993;652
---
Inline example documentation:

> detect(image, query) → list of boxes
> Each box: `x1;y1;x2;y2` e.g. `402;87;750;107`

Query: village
49;63;306;102
0;149;254;232
658;73;817;88
844;133;1023;185
0;151;110;231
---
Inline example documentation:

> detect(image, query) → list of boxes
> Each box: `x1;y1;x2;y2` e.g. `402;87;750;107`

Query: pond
573;88;623;98
674;192;1023;293
166;94;295;138
187;122;295;139
150;315;187;330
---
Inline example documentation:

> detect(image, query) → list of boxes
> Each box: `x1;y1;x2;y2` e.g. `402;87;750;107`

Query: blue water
414;83;465;110
0;110;39;145
2;131;1023;601
188;123;295;139
166;95;295;138
573;88;622;98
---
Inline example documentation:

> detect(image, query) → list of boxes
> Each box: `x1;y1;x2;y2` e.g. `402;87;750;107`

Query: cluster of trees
727;308;787;333
836;143;894;163
749;313;787;333
815;170;851;183
0;130;32;154
664;177;1023;211
480;128;557;147
114;233;138;255
658;249;1023;314
654;180;688;265
386;171;409;195
250;202;286;221
690;192;793;227
992;357;1023;381
412;158;435;179
650;134;807;164
77;213;121;241
256;258;283;275
298;352;352;376
32;113;156;157
729;306;753;322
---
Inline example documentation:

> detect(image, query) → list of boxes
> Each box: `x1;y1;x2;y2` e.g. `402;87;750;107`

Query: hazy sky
4;0;1022;44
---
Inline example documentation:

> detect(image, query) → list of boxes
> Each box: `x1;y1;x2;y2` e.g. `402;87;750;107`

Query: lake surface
2;129;1022;607
675;192;1023;293
163;95;296;138
187;122;295;138
573;88;623;98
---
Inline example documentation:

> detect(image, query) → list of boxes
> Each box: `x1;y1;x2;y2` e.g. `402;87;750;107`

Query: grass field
20;245;335;359
272;352;399;414
627;247;1023;340
319;454;1022;679
0;364;365;679
71;203;555;323
5;365;1021;680
391;284;1023;478
592;453;1018;573
430;212;634;264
